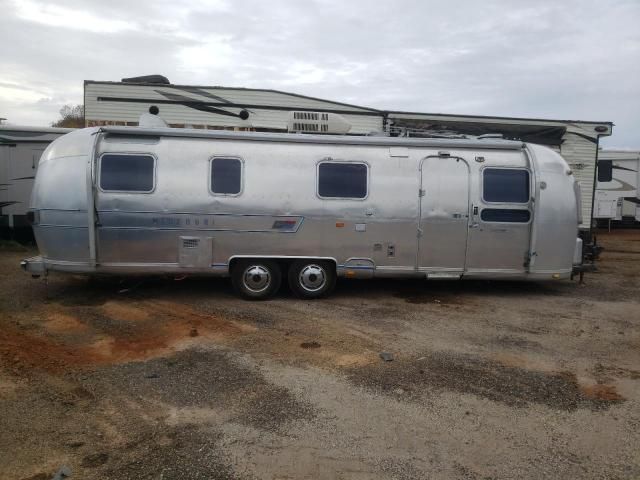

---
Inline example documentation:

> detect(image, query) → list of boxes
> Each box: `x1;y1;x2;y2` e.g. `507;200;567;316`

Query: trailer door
465;167;532;274
418;156;470;273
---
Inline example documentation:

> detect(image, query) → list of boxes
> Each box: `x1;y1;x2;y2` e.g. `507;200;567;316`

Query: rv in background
0;125;72;242
594;150;640;227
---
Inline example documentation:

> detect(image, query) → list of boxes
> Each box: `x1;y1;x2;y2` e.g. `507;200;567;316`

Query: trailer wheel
288;260;336;299
232;260;282;300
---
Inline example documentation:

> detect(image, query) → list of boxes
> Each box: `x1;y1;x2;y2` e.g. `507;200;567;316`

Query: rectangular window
100;154;155;192
597;160;613;182
481;208;531;223
318;162;368;199
483;168;530;203
211;157;242;195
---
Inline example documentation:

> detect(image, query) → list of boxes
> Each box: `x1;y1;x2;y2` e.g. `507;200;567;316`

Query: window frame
208;156;244;197
481;166;531;205
597;160;613;183
98;152;157;194
316;160;370;201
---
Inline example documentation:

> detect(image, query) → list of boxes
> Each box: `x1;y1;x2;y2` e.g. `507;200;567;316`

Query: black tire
288;260;336;299
231;259;282;300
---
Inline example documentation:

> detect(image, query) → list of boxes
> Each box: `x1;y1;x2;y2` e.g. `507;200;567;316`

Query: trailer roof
0;125;73;134
0;125;73;144
98;126;525;150
387;111;614;128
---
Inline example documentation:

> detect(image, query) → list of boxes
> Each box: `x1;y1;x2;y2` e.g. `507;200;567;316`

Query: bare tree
51;104;84;128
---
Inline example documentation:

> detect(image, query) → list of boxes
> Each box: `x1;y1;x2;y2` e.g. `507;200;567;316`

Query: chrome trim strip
96;226;300;233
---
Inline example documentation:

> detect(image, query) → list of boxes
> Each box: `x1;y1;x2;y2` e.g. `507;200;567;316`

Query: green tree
51;104;84;128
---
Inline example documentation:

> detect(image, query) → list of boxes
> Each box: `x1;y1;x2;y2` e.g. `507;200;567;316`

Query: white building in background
83;79;383;134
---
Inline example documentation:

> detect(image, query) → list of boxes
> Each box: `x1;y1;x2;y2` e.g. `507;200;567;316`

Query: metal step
426;272;462;280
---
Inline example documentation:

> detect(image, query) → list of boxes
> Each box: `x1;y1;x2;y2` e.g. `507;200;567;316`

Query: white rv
0;125;72;240
594;150;640;226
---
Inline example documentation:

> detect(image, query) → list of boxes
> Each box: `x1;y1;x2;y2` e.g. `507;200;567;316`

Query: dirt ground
1;230;639;480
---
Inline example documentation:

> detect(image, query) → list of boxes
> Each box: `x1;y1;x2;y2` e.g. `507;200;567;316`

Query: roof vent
287;111;351;135
121;74;170;85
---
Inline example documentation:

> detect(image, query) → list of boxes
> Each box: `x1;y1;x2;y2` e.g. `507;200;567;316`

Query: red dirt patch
0;300;255;373
0;324;99;373
44;311;88;333
579;383;625;402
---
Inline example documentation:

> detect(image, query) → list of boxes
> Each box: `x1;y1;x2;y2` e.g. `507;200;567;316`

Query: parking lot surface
1;230;639;479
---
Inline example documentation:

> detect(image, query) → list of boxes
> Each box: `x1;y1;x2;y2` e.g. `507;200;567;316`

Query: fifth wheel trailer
22;126;584;299
0;125;71;241
594;150;640;226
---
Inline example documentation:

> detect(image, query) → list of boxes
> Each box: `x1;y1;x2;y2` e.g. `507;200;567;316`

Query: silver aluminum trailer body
594;150;640;224
22;127;583;298
0;125;71;240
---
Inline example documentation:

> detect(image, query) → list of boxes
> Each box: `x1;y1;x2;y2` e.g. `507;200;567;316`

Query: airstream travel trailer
21;126;584;299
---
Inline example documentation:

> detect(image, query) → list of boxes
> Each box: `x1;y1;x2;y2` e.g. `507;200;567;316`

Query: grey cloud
0;0;638;146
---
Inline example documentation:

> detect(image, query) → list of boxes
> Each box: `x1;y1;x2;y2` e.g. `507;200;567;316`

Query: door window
483;168;529;203
481;208;530;223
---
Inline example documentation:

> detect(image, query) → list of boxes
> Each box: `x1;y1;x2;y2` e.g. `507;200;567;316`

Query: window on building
100;154;155;192
483;168;530;203
318;162;368;199
481;208;531;223
210;158;242;195
597;160;613;182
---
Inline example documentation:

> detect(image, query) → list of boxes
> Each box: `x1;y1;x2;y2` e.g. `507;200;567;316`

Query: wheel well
228;257;337;274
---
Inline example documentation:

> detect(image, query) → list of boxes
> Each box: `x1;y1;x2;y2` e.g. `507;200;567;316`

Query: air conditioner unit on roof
287;111;352;135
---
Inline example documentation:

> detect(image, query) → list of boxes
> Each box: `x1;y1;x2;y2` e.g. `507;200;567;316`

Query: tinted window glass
597;160;613;182
211;158;242;194
318;163;367;199
100;154;154;192
483;168;529;203
481;208;531;223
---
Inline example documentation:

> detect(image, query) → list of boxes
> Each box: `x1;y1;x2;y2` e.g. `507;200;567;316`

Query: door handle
469;223;480;229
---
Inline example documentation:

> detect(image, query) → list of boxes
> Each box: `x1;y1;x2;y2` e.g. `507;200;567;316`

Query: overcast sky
1;0;638;147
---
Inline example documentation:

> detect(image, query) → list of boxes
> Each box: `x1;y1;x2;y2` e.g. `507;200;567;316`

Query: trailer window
210;157;242;195
597;160;613;182
100;154;155;192
318;162;368;199
481;208;531;223
483;168;529;203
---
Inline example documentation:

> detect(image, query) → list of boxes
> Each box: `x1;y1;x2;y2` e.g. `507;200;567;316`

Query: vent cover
182;238;200;249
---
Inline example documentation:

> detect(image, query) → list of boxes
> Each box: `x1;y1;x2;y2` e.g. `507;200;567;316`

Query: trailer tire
232;259;282;300
288;260;336;299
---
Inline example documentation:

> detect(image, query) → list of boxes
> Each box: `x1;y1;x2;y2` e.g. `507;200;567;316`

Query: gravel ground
0;230;639;479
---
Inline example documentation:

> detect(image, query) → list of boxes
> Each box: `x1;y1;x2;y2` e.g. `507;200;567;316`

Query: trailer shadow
335;277;571;304
40;273;580;307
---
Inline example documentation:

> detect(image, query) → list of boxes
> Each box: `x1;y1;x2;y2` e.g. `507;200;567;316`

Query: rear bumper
572;263;597;275
21;256;46;275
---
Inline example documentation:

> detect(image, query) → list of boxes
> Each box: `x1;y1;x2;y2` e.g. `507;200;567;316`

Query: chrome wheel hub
299;264;326;292
243;265;271;293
